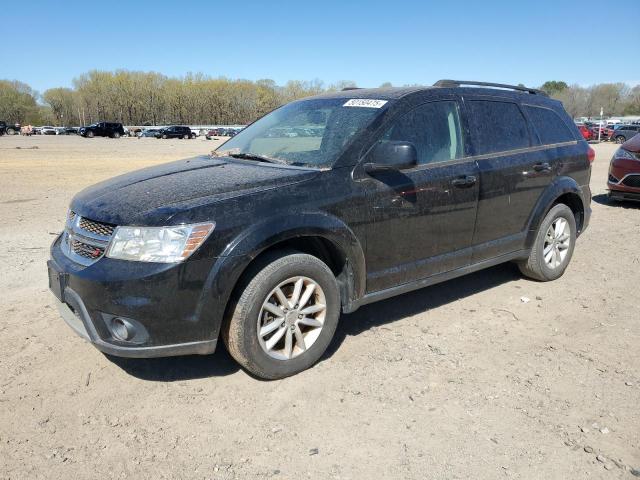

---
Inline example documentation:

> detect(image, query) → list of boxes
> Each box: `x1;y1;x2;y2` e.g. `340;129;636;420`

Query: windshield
216;98;389;168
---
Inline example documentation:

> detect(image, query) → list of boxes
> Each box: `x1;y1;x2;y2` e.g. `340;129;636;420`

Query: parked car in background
138;129;159;138
79;122;125;138
41;126;57;135
611;125;640;144
48;80;593;379
58;127;79;135
0;121;21;135
155;125;194;139
205;128;225;139
608;134;640;202
577;124;593;141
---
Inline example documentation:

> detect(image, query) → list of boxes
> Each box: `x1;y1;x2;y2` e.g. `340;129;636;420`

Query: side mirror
364;141;417;174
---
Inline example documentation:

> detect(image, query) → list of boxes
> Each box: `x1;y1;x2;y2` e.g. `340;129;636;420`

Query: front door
363;100;479;292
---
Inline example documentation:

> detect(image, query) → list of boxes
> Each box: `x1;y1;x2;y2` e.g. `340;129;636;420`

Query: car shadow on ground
105;344;240;381
108;262;522;382
324;262;522;358
592;193;640;209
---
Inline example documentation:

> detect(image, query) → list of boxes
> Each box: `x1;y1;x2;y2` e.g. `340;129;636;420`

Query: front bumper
49;234;221;358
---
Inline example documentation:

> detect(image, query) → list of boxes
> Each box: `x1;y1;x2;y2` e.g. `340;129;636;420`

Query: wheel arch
197;213;367;341
525;177;587;249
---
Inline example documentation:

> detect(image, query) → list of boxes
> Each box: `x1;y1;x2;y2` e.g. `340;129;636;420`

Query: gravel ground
0;135;638;479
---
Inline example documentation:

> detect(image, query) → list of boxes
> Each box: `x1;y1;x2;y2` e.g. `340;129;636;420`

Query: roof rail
341;87;362;91
433;79;548;97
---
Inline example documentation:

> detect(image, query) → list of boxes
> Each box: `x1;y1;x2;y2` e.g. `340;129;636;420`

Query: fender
524;176;587;249
194;212;367;340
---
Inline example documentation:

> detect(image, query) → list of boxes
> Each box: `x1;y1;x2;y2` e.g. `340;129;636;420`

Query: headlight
613;148;638;161
106;222;215;263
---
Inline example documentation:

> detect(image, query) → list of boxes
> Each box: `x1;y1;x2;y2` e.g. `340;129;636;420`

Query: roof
312;86;430;101
311;82;552;103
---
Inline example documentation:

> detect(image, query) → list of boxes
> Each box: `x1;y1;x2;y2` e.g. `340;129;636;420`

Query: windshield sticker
343;99;388;108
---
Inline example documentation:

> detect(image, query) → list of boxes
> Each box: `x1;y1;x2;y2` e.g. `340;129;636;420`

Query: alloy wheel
257;276;326;360
543;217;571;269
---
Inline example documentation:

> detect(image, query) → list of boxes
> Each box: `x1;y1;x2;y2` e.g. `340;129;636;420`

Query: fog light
111;317;132;341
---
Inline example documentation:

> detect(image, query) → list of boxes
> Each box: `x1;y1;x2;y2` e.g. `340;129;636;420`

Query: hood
71;155;318;225
622;134;640;153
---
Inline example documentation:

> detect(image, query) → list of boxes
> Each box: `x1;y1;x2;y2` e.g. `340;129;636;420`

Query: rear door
466;97;556;262
468;98;582;262
364;98;480;292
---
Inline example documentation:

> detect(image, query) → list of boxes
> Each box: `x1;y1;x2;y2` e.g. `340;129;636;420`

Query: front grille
71;240;105;260
63;212;116;265
78;217;116;237
622;175;640;188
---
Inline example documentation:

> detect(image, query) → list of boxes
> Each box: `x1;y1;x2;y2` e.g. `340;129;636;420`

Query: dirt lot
0;135;638;479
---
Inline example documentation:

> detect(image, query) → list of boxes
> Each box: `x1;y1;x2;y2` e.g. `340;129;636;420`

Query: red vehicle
577;124;593;141
608;134;640;202
603;126;616;140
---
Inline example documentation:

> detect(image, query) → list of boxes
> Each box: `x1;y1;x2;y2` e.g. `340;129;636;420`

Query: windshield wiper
228;152;287;165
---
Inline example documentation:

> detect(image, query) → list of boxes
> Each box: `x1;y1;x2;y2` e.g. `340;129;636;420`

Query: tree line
540;81;640;119
1;71;639;127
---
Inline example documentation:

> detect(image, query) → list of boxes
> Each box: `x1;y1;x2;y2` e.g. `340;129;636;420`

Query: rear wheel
518;203;576;281
224;252;340;379
6;128;15;135
615;135;626;144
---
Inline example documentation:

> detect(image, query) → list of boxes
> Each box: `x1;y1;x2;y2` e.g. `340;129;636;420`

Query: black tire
162;134;168;139
223;251;340;379
182;134;189;139
518;203;577;281
615;135;626;144
86;130;94;138
6;128;15;135
113;132;121;139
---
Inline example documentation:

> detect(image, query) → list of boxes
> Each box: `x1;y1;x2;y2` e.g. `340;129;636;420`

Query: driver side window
381;101;464;165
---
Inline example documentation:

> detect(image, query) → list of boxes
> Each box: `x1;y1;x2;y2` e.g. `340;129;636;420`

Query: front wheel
518;203;576;281
223;252;340;379
86;130;94;138
615;135;626;144
112;132;121;139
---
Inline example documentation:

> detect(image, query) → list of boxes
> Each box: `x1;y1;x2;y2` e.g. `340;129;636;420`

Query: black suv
48;80;593;379
79;122;125;138
0;121;20;135
155;125;194;139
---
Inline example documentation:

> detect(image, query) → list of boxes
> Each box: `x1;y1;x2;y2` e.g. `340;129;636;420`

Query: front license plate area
47;261;66;302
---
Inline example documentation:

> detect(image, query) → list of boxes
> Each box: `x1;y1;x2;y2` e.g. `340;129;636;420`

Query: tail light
587;146;595;164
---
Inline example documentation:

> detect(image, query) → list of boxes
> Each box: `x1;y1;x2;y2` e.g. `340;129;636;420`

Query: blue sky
2;0;639;94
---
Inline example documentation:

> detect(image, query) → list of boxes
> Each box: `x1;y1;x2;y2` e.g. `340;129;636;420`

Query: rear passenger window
469;100;530;154
524;105;575;145
380;101;464;165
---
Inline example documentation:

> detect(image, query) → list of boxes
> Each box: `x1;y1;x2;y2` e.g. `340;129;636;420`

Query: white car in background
41;126;57;135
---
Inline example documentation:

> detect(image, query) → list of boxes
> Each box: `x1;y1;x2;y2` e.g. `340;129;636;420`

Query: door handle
451;175;477;187
533;162;551;172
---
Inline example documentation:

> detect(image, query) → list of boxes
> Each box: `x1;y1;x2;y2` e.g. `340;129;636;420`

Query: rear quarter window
468;100;530;155
523;105;575;145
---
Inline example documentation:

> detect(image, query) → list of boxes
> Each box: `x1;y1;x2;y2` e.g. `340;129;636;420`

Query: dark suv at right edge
48;80;593;379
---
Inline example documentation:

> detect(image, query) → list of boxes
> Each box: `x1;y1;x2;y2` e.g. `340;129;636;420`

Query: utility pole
598;107;603;143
